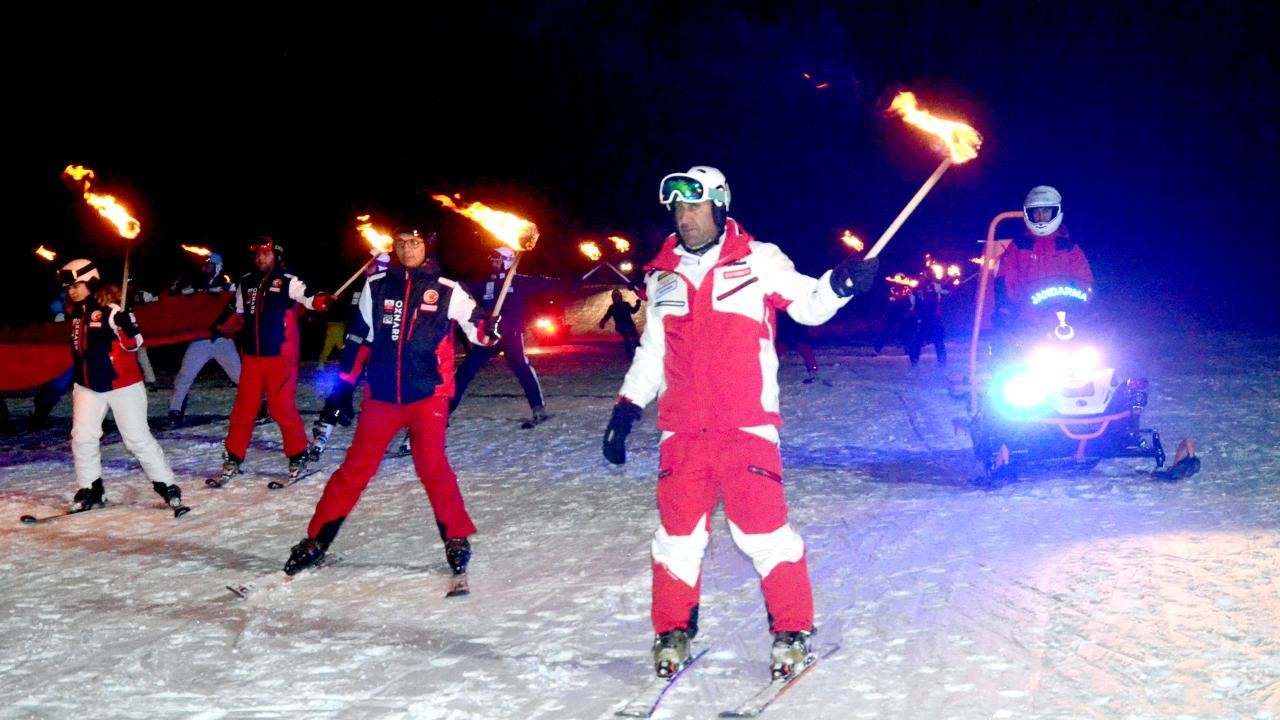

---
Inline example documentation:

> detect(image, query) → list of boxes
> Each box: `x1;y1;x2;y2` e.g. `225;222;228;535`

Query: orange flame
35;245;57;262
841;231;864;252
579;241;603;262
61;165;141;239
608;235;630;253
619;261;634;273
885;272;920;288
889;92;982;163
355;215;394;254
433;195;539;251
181;244;212;257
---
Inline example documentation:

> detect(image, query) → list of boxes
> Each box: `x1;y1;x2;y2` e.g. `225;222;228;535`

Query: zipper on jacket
748;464;783;484
715;276;759;301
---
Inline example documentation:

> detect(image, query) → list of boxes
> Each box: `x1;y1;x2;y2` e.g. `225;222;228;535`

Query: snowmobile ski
718;643;839;718
614;646;709;718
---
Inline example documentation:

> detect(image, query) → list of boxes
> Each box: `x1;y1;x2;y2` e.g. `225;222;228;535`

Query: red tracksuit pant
307;394;476;543
651;430;813;635
225;354;309;459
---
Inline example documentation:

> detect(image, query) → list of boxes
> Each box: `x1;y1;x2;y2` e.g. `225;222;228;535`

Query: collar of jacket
646;217;753;273
388;260;441;283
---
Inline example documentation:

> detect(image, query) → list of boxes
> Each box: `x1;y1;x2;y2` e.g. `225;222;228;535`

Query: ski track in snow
1;327;1277;719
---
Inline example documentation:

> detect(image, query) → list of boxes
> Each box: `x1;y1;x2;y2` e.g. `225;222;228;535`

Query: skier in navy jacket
284;229;494;579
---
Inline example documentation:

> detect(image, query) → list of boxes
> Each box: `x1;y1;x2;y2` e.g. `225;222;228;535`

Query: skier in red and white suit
601;166;878;679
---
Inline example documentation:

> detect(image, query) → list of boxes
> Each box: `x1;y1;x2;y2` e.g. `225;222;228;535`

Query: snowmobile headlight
998;370;1048;412
1072;346;1100;371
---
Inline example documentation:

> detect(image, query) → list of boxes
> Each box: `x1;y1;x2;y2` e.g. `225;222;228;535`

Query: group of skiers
44;166;1091;680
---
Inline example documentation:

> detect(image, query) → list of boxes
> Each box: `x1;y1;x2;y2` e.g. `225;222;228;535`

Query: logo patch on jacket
423;289;439;305
722;267;752;280
91;311;103;321
656;277;679;299
273;279;283;288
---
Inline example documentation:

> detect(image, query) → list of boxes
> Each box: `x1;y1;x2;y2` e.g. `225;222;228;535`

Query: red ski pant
651;430;813;635
307;394;476;543
225;354;309;459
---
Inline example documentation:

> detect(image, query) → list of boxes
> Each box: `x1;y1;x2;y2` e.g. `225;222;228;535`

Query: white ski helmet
58;258;100;287
1023;185;1064;237
659;165;731;211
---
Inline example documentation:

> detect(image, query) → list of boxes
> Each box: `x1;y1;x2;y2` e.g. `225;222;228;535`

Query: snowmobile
966;283;1199;484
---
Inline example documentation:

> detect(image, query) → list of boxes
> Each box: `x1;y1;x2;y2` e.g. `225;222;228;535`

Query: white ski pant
169;338;241;412
72;382;175;489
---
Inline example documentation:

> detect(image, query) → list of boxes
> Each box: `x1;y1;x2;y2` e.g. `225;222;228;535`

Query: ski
614;647;709;718
520;413;553;430
267;468;322;490
20;503;113;525
444;573;469;598
227;555;341;599
717;643;839;718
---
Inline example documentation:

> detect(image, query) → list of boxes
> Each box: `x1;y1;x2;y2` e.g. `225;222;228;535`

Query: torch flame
579;241;603;262
608;235;631;253
35;245;57;262
886;272;920;288
181;244;212;257
61;165;142;239
889;92;982;163
433;195;539;251
355;215;394;254
841;231;865;252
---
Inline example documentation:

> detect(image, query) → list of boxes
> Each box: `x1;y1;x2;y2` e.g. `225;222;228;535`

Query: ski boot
283;537;327;576
269;452;311;489
208;451;242;488
520;405;550;429
769;630;813;680
653;629;692;678
70;478;106;513
152;481;191;518
445;537;471;575
161;409;184;430
395;431;412;457
308;420;334;463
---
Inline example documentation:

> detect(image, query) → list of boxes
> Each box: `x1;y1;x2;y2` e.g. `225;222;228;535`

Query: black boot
445;537;471;575
70;478;106;513
152;481;191;517
284;537;327;576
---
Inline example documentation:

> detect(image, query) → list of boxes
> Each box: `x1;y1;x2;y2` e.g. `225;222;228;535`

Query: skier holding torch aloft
601;165;878;680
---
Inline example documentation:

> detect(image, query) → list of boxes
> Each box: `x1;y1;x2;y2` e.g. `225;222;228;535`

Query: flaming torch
181;244;212;258
433;194;539;318
34;245;58;262
863;93;982;260
333;215;394;298
579;240;632;284
62;165;144;309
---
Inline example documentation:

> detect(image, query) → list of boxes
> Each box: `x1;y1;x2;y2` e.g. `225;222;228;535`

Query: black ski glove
113;310;141;338
602;399;643;465
830;256;879;298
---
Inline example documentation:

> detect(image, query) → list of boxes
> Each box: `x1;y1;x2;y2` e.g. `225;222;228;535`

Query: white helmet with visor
659;166;731;210
1023;185;1064;237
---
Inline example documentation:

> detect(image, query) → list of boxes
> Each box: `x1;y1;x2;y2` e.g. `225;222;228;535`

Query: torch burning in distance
579;238;633;284
34;245;58;262
432;195;539;319
333;215;394;298
62;165;143;309
862;93;983;260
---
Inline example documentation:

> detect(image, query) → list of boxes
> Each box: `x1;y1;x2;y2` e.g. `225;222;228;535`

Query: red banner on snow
0;292;234;392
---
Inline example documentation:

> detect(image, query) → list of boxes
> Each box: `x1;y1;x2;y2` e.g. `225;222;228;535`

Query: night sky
10;2;1278;330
